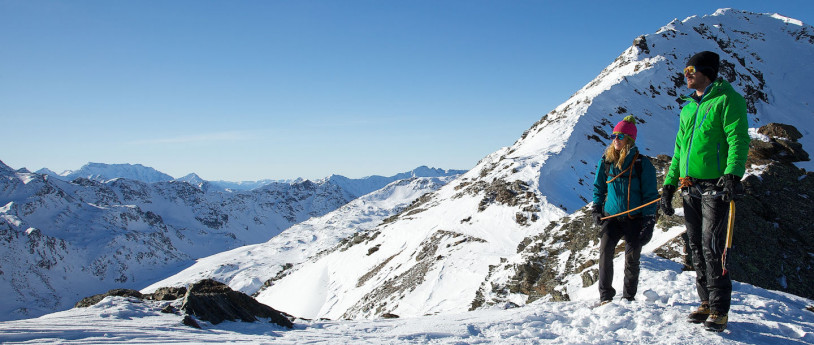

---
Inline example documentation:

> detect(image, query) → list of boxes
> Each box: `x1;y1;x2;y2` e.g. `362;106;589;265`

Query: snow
2;7;814;344
748;128;771;142
771;13;804;26
140;176;457;297
1;255;812;344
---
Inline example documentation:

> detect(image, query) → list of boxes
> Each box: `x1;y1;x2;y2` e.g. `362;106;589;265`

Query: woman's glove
591;204;605;226
640;215;656;245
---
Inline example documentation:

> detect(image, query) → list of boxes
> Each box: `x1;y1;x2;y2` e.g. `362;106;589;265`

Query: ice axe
722;200;735;276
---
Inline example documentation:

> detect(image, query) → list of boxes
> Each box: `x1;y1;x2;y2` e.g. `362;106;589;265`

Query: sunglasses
683;65;697;75
612;133;626;141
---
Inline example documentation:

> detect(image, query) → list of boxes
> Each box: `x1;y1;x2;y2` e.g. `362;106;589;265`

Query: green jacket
664;79;749;186
593;146;659;218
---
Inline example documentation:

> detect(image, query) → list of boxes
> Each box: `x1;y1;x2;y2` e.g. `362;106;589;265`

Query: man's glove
640;215;656;245
717;174;744;203
660;185;676;216
591;204;605;227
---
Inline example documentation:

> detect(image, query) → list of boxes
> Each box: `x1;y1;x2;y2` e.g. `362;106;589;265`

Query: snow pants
682;180;732;314
598;217;643;301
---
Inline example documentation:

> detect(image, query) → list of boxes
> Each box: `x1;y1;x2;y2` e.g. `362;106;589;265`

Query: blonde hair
604;136;634;170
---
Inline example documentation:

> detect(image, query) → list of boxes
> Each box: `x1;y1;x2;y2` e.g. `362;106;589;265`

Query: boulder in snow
180;279;293;328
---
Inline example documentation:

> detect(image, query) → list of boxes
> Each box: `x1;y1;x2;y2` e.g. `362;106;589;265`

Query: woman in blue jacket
591;116;659;304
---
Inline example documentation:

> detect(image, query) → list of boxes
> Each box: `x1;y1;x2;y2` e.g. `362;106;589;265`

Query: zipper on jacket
685;103;701;174
683;83;714;176
697;106;712;129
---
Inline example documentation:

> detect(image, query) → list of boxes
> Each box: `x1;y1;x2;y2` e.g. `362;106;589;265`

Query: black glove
717;174;744;202
591;204;605;227
640;215;656;245
660;185;676;216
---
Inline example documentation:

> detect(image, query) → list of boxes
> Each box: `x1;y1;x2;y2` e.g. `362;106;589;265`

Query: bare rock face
180;279;293;328
147;286;187;301
749;123;810;165
75;289;144;308
74;280;293;329
758;123;803;141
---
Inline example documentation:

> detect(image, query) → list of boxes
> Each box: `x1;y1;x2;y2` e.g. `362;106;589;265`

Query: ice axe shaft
722;200;735;275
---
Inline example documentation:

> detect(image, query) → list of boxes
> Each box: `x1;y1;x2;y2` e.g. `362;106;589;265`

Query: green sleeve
663;115;686;187
723;93;749;177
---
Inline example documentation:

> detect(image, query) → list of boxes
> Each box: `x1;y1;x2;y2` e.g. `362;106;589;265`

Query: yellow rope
599;197;661;220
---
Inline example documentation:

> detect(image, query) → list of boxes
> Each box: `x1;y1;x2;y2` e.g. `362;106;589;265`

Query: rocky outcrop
75;280;293;329
75;289;144;308
181;279;293;328
148;286;187;301
749;123;810;165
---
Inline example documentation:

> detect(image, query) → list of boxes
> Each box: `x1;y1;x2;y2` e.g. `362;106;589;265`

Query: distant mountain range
35;162;464;193
0;160;463;321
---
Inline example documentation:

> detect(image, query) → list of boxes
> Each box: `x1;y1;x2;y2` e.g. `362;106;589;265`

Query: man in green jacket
660;51;749;332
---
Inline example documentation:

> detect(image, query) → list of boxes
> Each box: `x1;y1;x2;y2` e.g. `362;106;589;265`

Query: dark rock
750;123;810;165
758;123;803;141
749;139;810;165
633;35;650;54
727;163;814;300
75;289;144;308
381;313;399;319
149;287;187;301
180;279;293;328
581;268;598;288
182;315;201;329
160;305;178;314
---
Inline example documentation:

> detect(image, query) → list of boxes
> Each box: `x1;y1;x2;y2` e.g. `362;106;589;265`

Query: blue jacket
592;146;659;218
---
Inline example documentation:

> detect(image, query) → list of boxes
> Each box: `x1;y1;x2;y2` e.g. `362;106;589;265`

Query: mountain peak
63;162;175;183
0;161;15;177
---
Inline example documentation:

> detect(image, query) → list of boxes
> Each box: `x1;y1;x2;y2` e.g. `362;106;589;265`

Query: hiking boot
704;313;728;332
599;300;612;306
687;302;710;323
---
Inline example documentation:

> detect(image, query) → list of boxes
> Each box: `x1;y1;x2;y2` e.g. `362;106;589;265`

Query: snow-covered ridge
36;162;467;193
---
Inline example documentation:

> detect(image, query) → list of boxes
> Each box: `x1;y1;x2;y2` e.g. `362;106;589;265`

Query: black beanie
687;51;719;81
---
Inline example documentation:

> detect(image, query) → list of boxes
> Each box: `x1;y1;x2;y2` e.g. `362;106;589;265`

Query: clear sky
2;1;812;181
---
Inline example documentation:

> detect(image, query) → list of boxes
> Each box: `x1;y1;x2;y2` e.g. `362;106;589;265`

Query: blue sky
2;1;812;181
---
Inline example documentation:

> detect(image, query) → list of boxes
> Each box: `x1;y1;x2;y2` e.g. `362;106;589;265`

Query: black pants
598;217;643;301
683;182;732;314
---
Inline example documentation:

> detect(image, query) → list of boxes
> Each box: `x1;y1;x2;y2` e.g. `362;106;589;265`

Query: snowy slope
1;254;812;344
141;176;458;295
252;9;814;321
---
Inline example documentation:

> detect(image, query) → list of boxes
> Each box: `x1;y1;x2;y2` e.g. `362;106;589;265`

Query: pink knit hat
613;115;638;141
